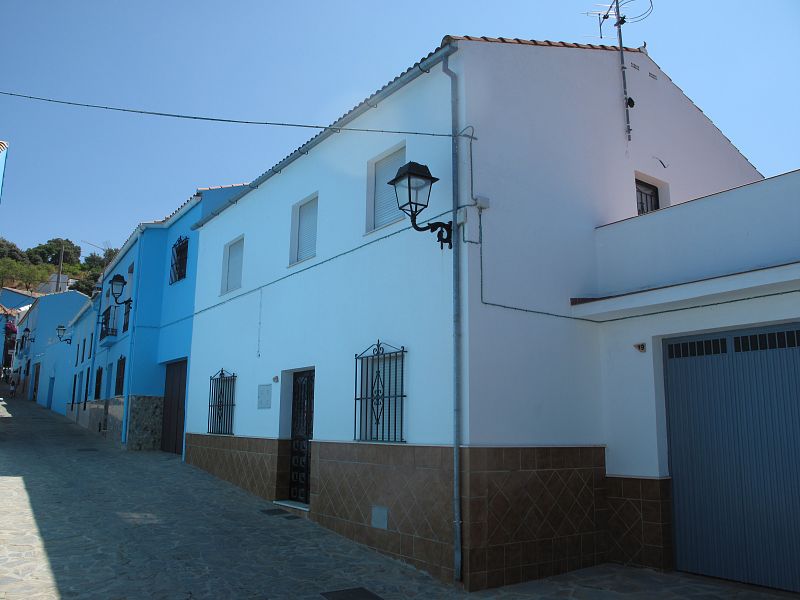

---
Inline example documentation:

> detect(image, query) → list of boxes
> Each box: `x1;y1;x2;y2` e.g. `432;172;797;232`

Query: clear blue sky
1;0;798;253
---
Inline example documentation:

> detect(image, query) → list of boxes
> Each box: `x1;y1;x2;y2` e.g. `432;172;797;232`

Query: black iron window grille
94;367;103;400
354;340;406;442
100;306;118;340
170;236;189;284
636;179;660;215
208;368;236;435
123;302;131;333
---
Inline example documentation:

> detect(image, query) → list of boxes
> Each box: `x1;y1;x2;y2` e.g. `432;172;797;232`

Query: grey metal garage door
664;323;800;592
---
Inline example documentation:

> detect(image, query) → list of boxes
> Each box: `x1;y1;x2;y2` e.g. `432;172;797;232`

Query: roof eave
191;42;459;231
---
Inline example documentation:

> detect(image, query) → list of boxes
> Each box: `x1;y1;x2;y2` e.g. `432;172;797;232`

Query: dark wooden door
31;363;40;402
290;370;315;503
161;360;187;454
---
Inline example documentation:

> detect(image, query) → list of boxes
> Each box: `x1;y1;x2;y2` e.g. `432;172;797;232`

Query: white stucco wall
456;40;763;449
187;60;460;445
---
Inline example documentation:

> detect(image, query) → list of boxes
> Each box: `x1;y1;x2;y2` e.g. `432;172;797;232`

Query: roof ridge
443;35;642;53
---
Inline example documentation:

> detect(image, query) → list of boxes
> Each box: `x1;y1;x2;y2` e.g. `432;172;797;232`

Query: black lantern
22;326;34;345
56;324;72;344
109;274;131;306
388;161;452;249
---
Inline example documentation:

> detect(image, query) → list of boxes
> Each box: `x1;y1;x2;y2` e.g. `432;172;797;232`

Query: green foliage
25;238;82;266
0;238;27;262
0;258;21;287
16;263;53;291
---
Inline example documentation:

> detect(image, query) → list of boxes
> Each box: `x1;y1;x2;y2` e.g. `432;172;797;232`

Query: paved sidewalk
0;396;790;600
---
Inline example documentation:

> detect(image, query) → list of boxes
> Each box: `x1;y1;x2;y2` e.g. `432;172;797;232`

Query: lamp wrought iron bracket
112;297;132;307
410;212;453;249
60;337;72;345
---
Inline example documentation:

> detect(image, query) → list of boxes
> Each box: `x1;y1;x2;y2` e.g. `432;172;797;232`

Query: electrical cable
0;89;457;138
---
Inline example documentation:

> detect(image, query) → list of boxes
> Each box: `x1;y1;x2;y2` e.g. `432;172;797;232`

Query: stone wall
125;395;164;451
106;397;125;446
606;476;672;570
185;434;291;500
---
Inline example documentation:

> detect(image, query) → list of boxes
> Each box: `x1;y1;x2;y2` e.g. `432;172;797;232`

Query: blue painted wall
0;288;38;309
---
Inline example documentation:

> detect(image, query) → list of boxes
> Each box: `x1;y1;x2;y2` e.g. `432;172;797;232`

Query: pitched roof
2;287;43;298
442;35;643;54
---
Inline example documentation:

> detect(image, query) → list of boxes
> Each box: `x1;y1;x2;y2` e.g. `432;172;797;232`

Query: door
105;363;113;398
46;377;55;409
31;363;41;403
289;370;315;504
664;323;800;592
161;360;187;454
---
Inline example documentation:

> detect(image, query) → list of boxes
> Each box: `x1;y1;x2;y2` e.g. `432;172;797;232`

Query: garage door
664;323;800;592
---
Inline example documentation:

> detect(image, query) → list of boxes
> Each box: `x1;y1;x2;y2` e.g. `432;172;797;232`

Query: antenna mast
614;0;633;141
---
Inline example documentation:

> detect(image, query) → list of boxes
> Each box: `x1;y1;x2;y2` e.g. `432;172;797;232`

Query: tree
17;263;52;291
70;271;101;296
0;258;21;287
83;252;106;271
0;238;28;262
25;238;81;266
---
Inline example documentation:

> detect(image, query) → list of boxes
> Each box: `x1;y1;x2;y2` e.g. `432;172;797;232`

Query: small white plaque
257;384;272;409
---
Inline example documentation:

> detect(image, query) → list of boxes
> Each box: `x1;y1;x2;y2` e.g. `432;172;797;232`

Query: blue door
664;323;800;592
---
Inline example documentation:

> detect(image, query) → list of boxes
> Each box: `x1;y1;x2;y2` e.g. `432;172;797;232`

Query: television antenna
584;0;654;141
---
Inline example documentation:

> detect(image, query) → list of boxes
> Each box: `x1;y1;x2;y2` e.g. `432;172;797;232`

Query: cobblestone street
0;396;791;600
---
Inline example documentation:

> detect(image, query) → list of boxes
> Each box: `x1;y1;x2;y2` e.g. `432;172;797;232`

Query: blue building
63;184;246;451
1;288;41;369
12;291;89;407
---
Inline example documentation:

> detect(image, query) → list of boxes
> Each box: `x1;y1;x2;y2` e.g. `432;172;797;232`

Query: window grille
208;368;236;435
170;236;189;284
372;148;406;230
123;302;131;333
636;179;660;215
88;333;93;358
71;374;77;407
84;366;90;407
115;356;126;396
354;340;406;442
100;306;118;340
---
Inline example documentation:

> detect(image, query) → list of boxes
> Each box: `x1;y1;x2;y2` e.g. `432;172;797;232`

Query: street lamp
388;161;452;249
56;324;72;345
109;274;131;306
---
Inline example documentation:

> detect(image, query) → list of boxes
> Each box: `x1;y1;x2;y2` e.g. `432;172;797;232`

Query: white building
183;36;799;592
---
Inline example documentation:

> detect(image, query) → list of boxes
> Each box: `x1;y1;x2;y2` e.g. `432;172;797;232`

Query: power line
0;89;455;138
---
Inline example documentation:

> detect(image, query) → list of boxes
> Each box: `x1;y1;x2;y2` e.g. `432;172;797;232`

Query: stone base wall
461;447;606;591
311;442;455;582
606;476;672;570
106;397;124;446
125;395;164;451
185;434;291;500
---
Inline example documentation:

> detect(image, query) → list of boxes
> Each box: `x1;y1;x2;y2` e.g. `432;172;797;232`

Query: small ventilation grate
734;329;799;353
668;338;727;359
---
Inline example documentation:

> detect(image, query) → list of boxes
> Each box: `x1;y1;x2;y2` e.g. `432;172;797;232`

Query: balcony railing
99;306;118;341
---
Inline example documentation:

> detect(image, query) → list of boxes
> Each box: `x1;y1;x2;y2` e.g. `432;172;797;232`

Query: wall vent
668;338;727;359
734;329;799;353
649;72;658;80
631;62;640;70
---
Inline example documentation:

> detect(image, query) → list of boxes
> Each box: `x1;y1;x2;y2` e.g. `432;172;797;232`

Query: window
354;340;406;442
100;306;118;340
71;374;77;407
94;367;103;400
636;179;660;215
369;146;406;231
84;367;90;405
123;303;131;333
75;343;79;366
170;236;189;284
88;333;93;359
291;196;318;264
221;237;244;294
115;356;126;396
208;369;236;435
81;338;86;363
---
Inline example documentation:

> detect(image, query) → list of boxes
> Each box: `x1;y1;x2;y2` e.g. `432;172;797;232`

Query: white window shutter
373;148;405;229
226;238;244;291
296;197;318;261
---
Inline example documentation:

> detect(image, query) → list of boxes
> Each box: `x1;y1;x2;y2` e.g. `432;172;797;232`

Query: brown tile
505;542;523;567
550;447;567;468
504;566;522;585
535;447;551;469
466;520;487;549
469;471;487;498
414;446;442;469
520;447;537;470
464;570;487;592
502;448;521;471
622;477;642;499
606;476;623;498
564;447;581;468
486;569;504;589
413;537;443;565
486;545;505;571
485;448;504;470
579;447;595;468
521;564;539;582
467;547;486;572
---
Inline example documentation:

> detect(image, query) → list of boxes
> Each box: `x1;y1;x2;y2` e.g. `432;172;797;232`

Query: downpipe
442;52;463;583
